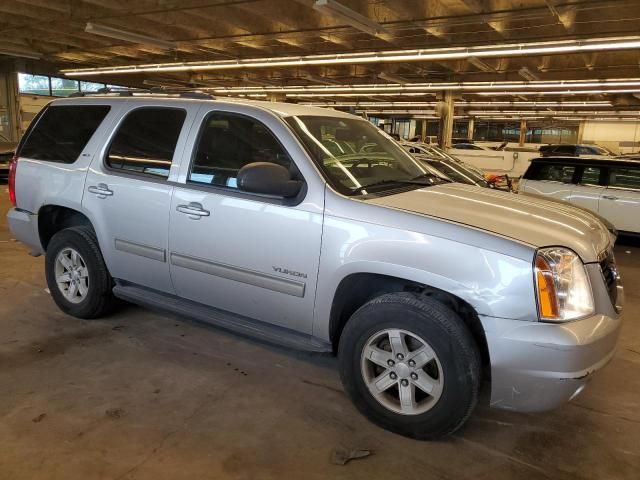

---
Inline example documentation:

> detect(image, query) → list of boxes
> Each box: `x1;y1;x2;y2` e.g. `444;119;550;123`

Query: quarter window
106;107;186;178
19;105;110;163
579;166;602;186
608;167;640;191
189;112;293;189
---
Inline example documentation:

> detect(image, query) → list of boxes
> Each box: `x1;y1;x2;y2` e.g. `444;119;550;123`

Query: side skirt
112;281;332;353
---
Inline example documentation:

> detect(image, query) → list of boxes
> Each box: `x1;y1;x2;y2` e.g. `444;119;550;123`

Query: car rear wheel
338;292;481;440
45;226;115;319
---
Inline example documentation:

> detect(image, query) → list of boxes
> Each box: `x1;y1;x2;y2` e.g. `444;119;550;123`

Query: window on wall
18;73;50;95
80;81;106;92
50;77;80;97
18;72;121;97
106;107;186;178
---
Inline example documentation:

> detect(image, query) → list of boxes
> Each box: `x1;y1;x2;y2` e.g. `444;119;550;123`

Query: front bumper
482;262;623;412
6;208;44;256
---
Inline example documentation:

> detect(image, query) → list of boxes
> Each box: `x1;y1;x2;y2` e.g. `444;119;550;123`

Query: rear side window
106;107;186;178
578;166;602;186
608;167;640;190
19;105;110;163
553;145;575;155
525;163;576;183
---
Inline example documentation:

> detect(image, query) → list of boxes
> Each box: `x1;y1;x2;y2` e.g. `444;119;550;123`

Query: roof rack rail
68;87;215;99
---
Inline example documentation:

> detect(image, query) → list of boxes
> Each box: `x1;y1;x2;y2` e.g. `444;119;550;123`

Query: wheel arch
38;204;95;251
329;272;490;371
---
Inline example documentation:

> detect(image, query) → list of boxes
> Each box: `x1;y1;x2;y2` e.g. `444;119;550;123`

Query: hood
366;183;610;263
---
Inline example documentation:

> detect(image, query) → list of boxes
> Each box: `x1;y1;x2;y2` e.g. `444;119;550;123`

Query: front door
83;103;195;293
168;108;324;333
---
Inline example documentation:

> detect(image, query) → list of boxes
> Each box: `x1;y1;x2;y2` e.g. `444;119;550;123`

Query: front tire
338;292;480;440
45;226;115;319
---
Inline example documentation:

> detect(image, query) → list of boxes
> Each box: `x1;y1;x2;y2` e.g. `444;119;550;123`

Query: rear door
568;165;605;212
83;101;197;293
597;165;640;233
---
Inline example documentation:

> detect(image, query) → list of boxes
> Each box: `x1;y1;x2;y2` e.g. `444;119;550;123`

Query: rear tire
45;226;115;319
338;292;481;440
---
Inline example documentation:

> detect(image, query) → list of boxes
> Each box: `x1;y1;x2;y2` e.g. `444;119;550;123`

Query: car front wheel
338;292;481;440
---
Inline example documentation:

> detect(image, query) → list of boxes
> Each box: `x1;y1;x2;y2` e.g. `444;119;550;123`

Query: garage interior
1;1;640;479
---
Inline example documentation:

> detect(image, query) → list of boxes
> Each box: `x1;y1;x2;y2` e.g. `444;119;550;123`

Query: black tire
45;226;115;319
338;292;481;440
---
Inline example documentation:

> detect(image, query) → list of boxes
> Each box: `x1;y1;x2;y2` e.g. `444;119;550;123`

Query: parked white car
519;156;640;234
448;143;540;177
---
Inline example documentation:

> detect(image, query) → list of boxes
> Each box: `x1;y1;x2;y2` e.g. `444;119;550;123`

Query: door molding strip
170;252;305;298
114;239;166;262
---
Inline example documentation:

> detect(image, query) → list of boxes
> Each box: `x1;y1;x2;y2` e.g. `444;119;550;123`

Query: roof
530;156;640;167
50;95;357;120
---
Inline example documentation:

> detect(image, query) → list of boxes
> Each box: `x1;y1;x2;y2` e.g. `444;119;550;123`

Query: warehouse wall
582;120;640;154
19;94;52;134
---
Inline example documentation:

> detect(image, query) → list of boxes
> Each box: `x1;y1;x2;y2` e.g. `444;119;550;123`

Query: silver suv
7;94;623;439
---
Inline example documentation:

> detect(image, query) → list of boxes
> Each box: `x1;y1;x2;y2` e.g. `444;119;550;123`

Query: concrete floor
0;193;639;480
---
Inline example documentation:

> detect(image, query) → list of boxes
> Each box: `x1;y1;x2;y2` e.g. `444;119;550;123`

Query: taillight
8;155;17;207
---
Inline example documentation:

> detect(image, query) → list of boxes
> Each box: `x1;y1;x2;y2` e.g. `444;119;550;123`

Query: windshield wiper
351;174;450;195
351;179;406;195
400;173;452;185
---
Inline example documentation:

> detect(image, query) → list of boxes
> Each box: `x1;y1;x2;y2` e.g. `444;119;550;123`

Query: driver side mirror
237;162;303;198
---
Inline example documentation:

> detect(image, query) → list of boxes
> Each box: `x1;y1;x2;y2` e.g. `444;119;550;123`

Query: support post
438;90;454;148
519;119;527;146
0;72;21;142
467;117;475;141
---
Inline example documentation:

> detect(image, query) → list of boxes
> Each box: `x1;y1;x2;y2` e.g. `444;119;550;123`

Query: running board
112;283;332;353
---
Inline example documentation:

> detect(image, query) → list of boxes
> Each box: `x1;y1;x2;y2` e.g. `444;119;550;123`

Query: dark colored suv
539;144;612;157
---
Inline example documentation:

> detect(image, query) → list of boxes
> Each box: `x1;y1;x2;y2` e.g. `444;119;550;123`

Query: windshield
286;116;437;195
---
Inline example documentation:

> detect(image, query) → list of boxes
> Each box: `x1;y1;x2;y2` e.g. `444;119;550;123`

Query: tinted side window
608;167;640;190
579;166;602;186
526;163;576;183
20;105;110;163
189;112;292;189
553;145;575;155
106;107;186;178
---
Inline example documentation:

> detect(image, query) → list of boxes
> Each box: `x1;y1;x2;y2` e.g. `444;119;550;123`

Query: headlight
534;247;594;322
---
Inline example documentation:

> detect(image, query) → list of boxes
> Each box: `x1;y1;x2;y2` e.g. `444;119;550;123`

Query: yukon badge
273;266;308;279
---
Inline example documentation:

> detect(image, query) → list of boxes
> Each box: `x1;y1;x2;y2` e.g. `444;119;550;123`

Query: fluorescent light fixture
466;110;640;116
300;100;612;108
84;22;176;50
518;67;539;81
378;72;411;84
62;35;640;76
0;49;41;60
473;88;640;96
208;78;640;95
468;57;495;72
313;0;387;37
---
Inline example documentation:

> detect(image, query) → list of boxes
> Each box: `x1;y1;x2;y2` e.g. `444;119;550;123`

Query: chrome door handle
176;202;210;219
602;195;619;200
88;183;113;197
